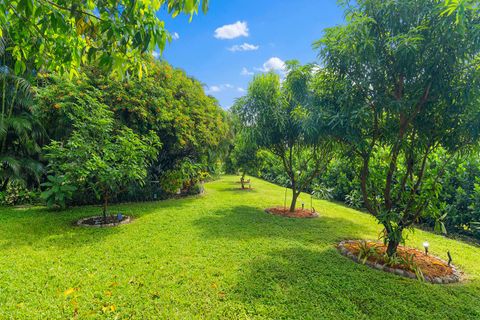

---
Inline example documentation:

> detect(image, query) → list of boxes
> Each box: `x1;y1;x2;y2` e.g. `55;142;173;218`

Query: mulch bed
338;240;462;284
265;207;318;218
77;215;131;227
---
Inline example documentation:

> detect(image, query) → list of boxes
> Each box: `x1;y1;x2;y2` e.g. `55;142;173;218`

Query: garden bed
265;207;318;218
337;240;462;284
77;215;131;227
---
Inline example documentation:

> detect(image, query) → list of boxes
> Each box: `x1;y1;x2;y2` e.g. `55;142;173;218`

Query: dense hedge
253;150;480;241
1;59;230;207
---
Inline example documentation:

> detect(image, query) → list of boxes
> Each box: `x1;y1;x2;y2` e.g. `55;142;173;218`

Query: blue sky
157;0;345;109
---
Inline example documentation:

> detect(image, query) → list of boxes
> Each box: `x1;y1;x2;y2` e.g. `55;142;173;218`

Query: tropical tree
1;0;209;76
41;77;160;217
315;0;480;256
237;62;334;211
0;37;44;191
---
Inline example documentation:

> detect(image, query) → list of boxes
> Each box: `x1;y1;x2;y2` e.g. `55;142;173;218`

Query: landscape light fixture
423;241;430;255
302;201;305;210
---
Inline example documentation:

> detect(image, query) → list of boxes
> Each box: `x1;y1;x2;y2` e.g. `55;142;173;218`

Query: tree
229;99;260;189
230;132;259;189
0;40;44;191
36;59;229;196
1;0;209;77
315;0;480;256
237;62;334;212
41;77;160;218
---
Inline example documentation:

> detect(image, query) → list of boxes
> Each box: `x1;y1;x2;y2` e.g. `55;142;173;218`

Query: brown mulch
343;241;454;278
265;207;318;218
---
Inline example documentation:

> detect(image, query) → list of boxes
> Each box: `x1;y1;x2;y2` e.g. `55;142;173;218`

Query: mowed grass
0;176;479;319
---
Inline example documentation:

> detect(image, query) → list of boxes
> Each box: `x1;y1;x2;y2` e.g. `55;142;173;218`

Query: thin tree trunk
289;188;299;212
386;239;400;257
103;190;109;222
241;172;246;189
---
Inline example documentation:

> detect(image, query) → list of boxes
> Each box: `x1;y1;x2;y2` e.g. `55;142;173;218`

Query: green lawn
1;176;479;319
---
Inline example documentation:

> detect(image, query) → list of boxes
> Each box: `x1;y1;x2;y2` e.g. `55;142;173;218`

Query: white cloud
206;85;222;94
214;21;249;40
228;43;259;52
237;87;246;93
152;50;161;59
172;32;180;40
256;57;286;73
206;83;241;94
240;67;254;76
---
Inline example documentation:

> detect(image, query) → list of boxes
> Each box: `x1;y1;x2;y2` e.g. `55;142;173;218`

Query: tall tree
237;62;334;212
0;38;44;190
1;0;209;77
315;0;480;256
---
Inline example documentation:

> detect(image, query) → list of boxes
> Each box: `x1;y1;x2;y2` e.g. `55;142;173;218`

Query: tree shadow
0;196;193;251
193;205;367;243
220;187;259;193
227;246;480;319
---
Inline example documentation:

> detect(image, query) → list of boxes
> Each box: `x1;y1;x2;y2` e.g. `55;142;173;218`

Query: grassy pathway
0;176;479;319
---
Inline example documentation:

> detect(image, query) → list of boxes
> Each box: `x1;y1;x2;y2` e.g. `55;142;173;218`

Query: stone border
77;215;132;228
264;208;319;219
338;240;462;284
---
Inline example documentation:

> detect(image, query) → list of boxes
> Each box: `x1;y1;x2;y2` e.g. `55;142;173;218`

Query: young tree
41;78;160;218
1;0;209;76
230;132;259;189
315;0;480;256
237;62;334;211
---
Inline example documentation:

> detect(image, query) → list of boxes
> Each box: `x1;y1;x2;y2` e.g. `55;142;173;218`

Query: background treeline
1;57;230;207
226;150;480;241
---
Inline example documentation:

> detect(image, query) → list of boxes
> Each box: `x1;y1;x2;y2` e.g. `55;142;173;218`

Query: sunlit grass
0;176;479;319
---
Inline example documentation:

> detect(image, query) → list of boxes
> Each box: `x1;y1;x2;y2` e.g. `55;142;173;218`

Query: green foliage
1;176;480;318
236;62;336;211
35;60;228;203
315;0;480;255
0;180;39;206
357;240;378;265
1;0;209;77
41;78;160;213
0;45;44;190
40;175;76;209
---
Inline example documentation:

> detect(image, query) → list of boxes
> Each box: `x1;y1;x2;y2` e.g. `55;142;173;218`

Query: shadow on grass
0;196;193;250
228;246;480;319
193;205;366;243
220;187;259;193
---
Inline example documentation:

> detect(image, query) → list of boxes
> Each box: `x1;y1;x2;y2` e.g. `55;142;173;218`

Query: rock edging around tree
77;215;132;228
337;240;462;284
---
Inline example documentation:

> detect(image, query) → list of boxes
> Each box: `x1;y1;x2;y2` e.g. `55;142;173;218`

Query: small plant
1;181;39;206
357;241;378;265
41;175;77;209
383;253;402;268
400;253;425;281
345;190;363;209
312;184;333;201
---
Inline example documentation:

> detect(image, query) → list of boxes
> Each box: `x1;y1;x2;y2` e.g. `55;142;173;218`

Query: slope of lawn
0;176;479;319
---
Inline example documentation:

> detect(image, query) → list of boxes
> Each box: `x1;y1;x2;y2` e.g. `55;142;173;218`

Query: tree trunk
102;191;109;222
386;239;400;257
241;172;246;189
289;189;299;212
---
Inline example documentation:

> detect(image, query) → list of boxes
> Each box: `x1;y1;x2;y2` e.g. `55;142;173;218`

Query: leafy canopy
236;62;335;211
315;0;480;255
1;0;209;77
41;77;160;211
